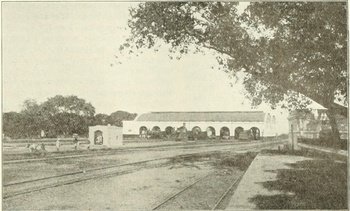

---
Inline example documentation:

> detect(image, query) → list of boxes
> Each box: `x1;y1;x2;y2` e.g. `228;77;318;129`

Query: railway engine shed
123;111;277;140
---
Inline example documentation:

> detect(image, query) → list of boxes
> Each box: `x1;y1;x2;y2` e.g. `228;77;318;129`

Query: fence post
288;119;301;151
291;124;294;150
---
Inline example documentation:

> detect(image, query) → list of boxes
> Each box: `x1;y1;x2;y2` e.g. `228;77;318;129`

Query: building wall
263;113;278;137
89;126;123;147
106;127;123;146
123;120;276;137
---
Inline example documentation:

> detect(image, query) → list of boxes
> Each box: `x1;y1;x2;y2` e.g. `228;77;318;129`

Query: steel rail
152;171;216;210
5;140;282;187
4;151;219;198
4;162;167;199
3;141;284;200
4;155;181;187
211;171;246;210
3;141;263;164
151;142;282;210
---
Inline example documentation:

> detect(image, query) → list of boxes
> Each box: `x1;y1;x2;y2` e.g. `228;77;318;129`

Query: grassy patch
262;148;347;162
169;152;223;164
3;147;115;161
299;138;348;150
167;151;258;171
250;149;348;209
216;152;258;171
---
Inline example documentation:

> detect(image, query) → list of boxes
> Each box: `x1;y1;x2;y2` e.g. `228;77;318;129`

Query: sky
2;2;289;132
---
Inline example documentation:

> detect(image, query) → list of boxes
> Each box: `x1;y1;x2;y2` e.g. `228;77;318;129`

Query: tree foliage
92;111;137;127
93;113;110;126
3;112;24;139
3;95;137;139
109;110;138;127
243;3;347;108
121;2;347;140
40;95;95;117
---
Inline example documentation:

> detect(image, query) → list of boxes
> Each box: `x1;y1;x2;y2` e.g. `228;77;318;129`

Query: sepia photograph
2;1;348;210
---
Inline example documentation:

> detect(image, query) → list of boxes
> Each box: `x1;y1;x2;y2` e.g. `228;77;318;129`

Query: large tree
91;111;137;127
3;96;138;138
5;95;96;138
38;95;96;136
40;95;95;117
109;110;138;127
19;99;46;138
120;2;347;141
93;113;110;126
3;112;24;139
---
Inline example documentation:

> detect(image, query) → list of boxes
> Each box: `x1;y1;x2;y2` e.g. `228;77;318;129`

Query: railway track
4;139;286;164
152;169;246;210
152;172;216;210
3;151;233;199
151;142;283;210
3;157;171;199
3;141;260;164
212;172;245;210
3;140;285;200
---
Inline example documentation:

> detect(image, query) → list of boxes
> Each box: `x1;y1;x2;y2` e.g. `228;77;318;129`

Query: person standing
56;138;61;152
73;134;79;150
40;143;47;156
40;130;45;138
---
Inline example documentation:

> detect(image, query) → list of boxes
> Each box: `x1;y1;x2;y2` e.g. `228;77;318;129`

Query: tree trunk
326;108;341;148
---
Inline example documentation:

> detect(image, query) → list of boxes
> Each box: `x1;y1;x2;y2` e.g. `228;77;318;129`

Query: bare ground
3;151;258;210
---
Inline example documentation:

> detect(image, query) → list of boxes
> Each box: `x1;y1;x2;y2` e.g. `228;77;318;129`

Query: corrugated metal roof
136;111;266;122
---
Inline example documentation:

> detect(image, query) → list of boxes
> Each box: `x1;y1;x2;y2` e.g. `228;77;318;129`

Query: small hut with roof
89;125;123;147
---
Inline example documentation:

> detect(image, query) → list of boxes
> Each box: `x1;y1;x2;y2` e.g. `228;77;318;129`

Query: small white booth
89;125;123;147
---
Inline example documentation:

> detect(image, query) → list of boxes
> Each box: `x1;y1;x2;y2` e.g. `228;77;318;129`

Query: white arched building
123;111;277;139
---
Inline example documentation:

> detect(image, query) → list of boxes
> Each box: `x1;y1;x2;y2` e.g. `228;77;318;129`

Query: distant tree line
3;95;137;139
